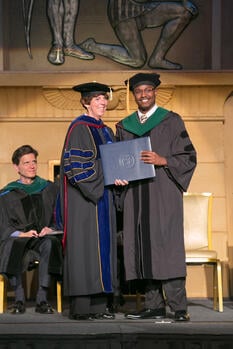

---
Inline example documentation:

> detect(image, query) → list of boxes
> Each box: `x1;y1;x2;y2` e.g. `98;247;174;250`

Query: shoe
174;310;190;322
8;301;25;314
35;301;54;314
92;312;115;320
69;313;94;321
125;308;166;320
47;46;64;65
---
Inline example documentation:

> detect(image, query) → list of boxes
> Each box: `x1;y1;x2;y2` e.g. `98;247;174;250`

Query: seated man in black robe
0;145;63;314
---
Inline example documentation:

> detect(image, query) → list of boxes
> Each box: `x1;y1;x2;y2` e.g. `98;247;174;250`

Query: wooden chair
0;272;62;314
183;192;223;312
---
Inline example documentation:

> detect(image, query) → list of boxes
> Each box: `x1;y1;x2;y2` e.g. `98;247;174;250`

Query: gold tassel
109;87;113;101
126;79;130;114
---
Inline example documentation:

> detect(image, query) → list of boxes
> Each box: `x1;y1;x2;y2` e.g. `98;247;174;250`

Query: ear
80;97;90;109
13;164;19;173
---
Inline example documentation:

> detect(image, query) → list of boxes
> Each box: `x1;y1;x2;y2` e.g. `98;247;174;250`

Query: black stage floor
0;298;233;348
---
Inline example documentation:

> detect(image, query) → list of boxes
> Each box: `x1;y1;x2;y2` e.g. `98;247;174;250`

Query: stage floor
0;298;232;348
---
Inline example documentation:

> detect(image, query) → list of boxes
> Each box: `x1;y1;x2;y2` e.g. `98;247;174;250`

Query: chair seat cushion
186;249;217;260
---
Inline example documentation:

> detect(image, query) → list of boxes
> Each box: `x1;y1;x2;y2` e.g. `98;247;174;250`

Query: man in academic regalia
0;145;62;314
115;73;197;321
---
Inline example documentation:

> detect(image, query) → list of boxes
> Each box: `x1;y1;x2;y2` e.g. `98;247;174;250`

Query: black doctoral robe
116;108;197;281
0;178;62;277
60;115;118;297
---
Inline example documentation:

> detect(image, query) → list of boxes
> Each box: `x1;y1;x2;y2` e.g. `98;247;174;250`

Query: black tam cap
73;82;111;97
125;73;161;91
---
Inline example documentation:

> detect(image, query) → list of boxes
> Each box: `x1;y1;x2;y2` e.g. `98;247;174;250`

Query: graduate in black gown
115;73;197;321
0;145;63;314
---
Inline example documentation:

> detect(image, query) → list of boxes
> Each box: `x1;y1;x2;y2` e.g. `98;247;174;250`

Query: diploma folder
99;137;156;185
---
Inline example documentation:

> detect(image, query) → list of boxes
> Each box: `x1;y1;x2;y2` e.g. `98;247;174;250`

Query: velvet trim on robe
61;115;115;293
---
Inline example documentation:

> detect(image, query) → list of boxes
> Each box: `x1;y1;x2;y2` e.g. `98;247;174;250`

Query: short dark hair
12;145;38;165
80;92;109;109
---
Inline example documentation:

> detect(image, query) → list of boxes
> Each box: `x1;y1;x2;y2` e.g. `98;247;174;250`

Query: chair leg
0;274;63;313
213;263;218;311
0;275;7;313
56;281;62;313
213;261;223;312
217;260;223;312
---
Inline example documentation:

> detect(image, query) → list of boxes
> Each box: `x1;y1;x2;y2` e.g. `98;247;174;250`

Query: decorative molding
156;86;175;106
42;86;128;111
42;85;175;111
0;116;225;123
42;87;82;110
1;72;233;86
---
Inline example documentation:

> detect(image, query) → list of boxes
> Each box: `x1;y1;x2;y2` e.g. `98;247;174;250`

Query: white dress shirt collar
137;104;158;120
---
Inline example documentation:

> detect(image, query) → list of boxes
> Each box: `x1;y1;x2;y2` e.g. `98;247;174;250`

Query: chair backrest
183;192;213;250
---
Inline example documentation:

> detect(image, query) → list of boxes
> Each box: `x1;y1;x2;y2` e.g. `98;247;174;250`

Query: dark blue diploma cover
99;137;156;185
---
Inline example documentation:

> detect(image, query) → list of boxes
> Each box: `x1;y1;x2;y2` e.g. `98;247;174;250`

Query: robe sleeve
0;195;17;241
0;184;59;241
116;115;196;193
113;124;129;210
63;123;105;204
164;114;197;192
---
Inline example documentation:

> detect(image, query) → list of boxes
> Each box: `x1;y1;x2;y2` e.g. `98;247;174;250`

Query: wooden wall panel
189;163;225;195
213;198;227;232
213;232;228;261
172;86;231;117
0;73;232;299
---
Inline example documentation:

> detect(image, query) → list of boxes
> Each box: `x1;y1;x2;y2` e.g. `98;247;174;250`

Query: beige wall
0;71;233;300
1;0;233;303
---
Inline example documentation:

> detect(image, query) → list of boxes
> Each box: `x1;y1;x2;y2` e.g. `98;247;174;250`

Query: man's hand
19;230;39;238
141;150;167;166
19;227;54;237
38;227;53;237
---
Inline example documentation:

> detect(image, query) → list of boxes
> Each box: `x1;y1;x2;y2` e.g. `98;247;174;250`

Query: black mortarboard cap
73;82;111;97
125;73;161;91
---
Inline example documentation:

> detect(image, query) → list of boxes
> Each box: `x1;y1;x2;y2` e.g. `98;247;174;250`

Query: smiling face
133;84;156;113
14;153;37;184
84;93;109;120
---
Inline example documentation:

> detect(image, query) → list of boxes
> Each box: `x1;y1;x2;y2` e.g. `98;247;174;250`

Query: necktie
140;113;147;124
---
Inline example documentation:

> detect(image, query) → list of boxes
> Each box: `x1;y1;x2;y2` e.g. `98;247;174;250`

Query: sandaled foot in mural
47;46;65;65
63;44;94;60
46;0;93;65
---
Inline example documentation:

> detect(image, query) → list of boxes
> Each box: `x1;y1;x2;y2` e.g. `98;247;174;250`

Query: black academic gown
0;180;62;277
60;115;118;297
116;109;197;281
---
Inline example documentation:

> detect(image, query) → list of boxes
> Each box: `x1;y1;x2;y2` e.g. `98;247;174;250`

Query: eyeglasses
134;87;155;96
